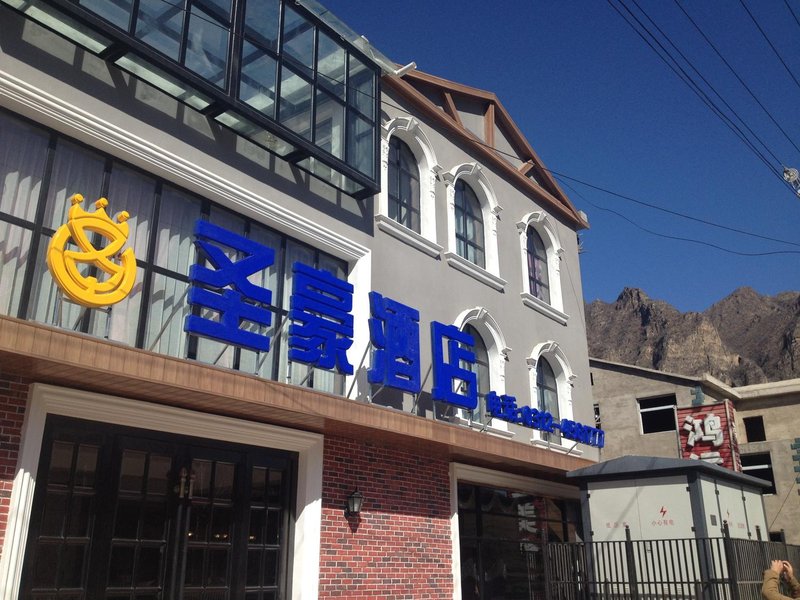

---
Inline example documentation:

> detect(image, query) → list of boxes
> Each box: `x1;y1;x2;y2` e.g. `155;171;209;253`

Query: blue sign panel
486;391;605;448
368;292;421;393
288;262;354;374
430;321;477;410
184;220;274;351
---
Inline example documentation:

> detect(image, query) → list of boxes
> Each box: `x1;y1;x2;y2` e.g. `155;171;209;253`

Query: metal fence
544;525;800;600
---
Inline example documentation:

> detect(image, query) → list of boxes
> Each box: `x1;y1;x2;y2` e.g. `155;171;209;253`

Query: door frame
1;383;324;600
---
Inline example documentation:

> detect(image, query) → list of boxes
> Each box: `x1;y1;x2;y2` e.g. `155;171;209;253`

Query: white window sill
451;415;515;439
444;252;506;291
530;438;584;456
375;215;442;258
521;292;568;325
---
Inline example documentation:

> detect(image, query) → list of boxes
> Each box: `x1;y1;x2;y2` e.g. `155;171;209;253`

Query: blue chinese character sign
368;292;421;393
430;321;477;409
288;262;354;374
185;220;274;351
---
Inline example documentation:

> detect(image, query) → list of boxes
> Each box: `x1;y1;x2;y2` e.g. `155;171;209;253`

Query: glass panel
348;55;374;119
184;548;204;586
244;0;279;50
346;112;373;178
147;455;172;495
251;467;266;502
60;544;86;587
193;460;212;498
67;494;94;537
266;470;283;505
212;506;233;542
136;546;163;586
48;441;74;485
115;499;140;538
135;0;183;61
40;493;68;536
317;32;345;98
249;509;264;543
185;6;228;88
315;90;344;159
154;187;201;274
282;6;314;72
43;139;105;231
32;544;59;586
109;545;135;586
141;499;168;540
265;510;280;544
263;550;278;585
79;0;132;31
106;160;156;261
207;549;229;585
0;222;32;318
240;42;278;118
214;463;234;499
190;504;209;541
203;0;231;20
0;113;48;221
74;445;99;488
145;273;191;357
120;451;146;492
247;549;262;586
279;65;312;140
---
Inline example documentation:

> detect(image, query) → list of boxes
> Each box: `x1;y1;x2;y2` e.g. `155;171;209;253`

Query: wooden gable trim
484;102;495;148
442;91;463;126
385;75;588;228
403;70;575;208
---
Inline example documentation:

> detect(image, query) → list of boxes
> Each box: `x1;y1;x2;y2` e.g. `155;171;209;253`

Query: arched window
462;323;490;422
537;357;561;443
526;226;550;303
387;136;420;232
454;180;485;268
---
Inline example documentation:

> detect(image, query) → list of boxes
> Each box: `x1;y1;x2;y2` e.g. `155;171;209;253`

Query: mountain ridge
585;286;800;386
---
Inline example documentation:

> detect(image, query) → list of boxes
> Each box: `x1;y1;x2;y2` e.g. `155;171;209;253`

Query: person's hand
782;561;794;580
771;560;785;575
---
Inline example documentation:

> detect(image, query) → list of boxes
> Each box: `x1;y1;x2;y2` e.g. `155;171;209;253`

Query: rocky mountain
585;287;800;386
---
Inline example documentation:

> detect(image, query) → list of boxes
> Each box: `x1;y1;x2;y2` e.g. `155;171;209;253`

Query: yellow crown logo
46;193;137;308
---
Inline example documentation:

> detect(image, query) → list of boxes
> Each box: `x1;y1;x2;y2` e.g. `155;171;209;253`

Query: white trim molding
379;117;441;254
443;162;503;285
527;341;578;452
444;251;507;291
0;384;324;600
516;211;568;320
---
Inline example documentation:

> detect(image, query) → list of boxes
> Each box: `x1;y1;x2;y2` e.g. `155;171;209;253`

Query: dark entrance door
20;416;296;600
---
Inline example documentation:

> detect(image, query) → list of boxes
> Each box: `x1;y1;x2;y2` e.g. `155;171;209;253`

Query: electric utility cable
631;0;786;166
676;0;800;158
609;0;787;188
739;0;800;95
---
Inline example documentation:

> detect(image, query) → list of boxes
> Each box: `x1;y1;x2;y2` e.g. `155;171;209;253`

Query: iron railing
544;524;800;600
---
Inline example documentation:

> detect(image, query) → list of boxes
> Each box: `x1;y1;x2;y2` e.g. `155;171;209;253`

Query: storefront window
457;483;581;600
0;110;348;395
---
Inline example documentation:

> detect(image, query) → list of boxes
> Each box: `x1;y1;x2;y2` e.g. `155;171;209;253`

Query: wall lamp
345;490;365;517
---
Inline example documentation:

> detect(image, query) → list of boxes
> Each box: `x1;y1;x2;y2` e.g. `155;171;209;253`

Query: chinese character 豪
185;220;274;351
367;292;421;393
430;322;477;409
288;263;354;374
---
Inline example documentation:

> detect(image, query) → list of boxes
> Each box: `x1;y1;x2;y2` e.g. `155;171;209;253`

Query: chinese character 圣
430;322;477;409
185;220;274;352
288;262;354;374
368;292;421;393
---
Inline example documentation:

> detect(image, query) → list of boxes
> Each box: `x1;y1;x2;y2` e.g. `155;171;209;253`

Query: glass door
20;416;295;600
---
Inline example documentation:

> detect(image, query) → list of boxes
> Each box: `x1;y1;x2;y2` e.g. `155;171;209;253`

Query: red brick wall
319;436;453;599
0;371;29;556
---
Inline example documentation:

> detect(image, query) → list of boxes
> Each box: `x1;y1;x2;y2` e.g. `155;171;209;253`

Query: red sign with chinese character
677;400;741;472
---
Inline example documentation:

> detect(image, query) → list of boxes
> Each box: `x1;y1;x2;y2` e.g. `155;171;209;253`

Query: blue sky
325;0;800;313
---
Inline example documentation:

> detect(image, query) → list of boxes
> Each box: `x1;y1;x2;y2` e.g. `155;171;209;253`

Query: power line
739;0;800;95
675;0;800;158
630;0;784;167
607;0;787;189
557;177;800;257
